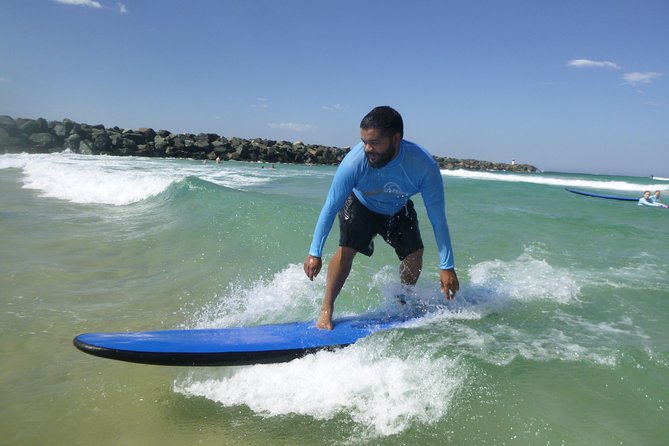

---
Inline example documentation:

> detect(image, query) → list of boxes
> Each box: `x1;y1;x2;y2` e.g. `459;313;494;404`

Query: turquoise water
1;152;668;445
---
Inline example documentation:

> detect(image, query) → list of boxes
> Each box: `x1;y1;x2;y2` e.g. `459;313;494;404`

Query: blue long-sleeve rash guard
308;139;455;270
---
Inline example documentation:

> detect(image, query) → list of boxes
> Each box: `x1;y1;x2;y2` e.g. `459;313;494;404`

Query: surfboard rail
73;336;332;366
73;310;422;367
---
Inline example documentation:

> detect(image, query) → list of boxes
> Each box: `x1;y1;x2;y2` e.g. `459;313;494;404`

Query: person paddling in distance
639;190;668;208
303;106;459;330
649;190;665;205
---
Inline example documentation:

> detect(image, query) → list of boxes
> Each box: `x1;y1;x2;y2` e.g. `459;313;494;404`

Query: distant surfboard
73;309;423;367
565;188;638;202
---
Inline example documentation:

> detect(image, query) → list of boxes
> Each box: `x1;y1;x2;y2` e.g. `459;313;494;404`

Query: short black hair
360;106;403;138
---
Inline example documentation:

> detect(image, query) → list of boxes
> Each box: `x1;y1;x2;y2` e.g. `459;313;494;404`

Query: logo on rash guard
363;182;408;198
384;182;407;198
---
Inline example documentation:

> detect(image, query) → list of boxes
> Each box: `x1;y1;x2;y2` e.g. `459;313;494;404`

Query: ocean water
1;151;668;445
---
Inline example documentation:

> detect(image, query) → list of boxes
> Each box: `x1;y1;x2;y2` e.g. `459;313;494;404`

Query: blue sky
1;0;667;176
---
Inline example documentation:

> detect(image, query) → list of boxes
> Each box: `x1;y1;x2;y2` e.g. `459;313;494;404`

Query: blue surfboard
73;308;423;367
565;188;638;202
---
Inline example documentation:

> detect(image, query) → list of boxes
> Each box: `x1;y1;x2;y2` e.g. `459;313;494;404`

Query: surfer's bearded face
361;128;400;168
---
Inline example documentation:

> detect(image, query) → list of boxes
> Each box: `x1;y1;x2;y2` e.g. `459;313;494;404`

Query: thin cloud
567;59;621;69
321;104;347;111
54;0;127;13
622;72;662;86
54;0;102;8
268;122;315;132
252;98;268;109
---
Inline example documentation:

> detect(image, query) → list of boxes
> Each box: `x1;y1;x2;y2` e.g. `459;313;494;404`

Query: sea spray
174;343;465;437
188;264;325;328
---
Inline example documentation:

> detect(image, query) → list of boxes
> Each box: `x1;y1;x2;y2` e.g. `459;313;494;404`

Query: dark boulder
29;132;56;149
93;132;112;152
64;134;81;151
138;128;157;141
79;139;94;155
19;119;44;135
0;127;29;150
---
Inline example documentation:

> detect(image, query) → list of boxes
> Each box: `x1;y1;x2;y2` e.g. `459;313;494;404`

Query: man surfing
303;106;459;330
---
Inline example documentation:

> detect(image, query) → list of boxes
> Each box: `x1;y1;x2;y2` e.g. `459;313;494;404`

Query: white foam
0;152;309;205
180;264;472;437
446;319;619;367
178;250;634;434
448;247;654;367
1;152;179;205
572;255;669;292
174;343;463;437
516;328;617;366
468;246;580;304
190;264;325;328
179;164;275;189
443;169;667;192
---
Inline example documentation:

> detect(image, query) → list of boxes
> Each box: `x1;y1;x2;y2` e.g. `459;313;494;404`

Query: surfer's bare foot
316;310;333;330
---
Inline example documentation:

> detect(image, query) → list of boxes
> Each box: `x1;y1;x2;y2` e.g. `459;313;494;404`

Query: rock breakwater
0;115;538;172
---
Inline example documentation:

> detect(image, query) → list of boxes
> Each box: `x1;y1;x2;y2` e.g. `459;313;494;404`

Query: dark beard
366;144;396;168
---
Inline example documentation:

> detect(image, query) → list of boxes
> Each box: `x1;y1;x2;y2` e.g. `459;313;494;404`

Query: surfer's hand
440;268;459;300
304;255;322;281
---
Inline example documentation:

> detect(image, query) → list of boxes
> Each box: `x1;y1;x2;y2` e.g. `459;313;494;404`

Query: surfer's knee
338;246;358;263
400;249;424;285
404;248;424;262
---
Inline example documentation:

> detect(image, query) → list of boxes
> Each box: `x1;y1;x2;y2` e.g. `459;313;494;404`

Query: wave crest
444;169;666;192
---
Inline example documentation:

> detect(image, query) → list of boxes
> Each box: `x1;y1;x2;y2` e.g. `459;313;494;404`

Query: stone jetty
0;115;538;172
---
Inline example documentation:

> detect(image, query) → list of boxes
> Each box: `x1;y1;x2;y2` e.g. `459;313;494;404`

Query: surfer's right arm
304;147;360;279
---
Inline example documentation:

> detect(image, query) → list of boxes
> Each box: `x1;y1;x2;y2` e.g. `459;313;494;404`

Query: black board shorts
338;193;424;260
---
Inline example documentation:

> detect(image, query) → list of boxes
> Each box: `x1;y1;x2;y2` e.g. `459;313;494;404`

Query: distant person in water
649;190;664;204
303;106;459;330
639;191;668;208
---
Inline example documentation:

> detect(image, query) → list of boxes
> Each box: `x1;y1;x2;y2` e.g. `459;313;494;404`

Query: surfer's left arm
420;160;458;299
